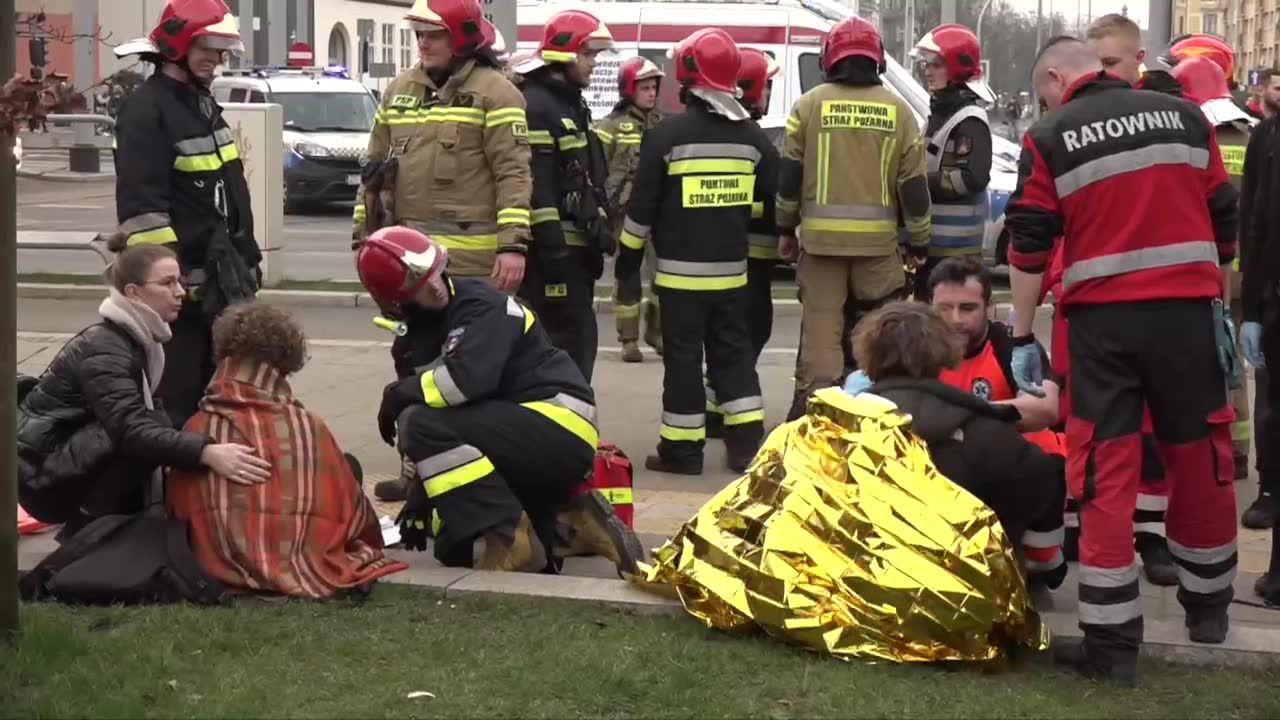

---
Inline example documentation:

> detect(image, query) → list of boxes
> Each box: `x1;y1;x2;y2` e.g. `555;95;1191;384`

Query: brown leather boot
553;490;644;577
374;455;416;502
621;340;643;363
474;513;548;573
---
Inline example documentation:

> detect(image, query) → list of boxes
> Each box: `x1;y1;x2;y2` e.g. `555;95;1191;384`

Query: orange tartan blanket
167;358;406;598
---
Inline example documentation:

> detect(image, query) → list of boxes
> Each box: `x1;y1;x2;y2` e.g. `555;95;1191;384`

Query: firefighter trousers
1067;299;1236;665
157;299;217;428
615;242;659;344
657;286;764;465
519;247;598;383
397;401;594;568
746;258;775;359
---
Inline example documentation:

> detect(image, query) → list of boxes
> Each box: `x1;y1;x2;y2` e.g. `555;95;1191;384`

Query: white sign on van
586;57;622;120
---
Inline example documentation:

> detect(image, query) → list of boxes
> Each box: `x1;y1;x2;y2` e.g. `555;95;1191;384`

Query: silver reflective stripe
932;223;986;237
1168;538;1237;565
1064;511;1079;528
932;203;985;218
174;134;217;155
623;217;650;239
1177;566;1237;594
549;392;598;426
656;259;748;276
505;297;524;319
1133;522;1166;537
803;203;896;220
119;212;171;234
661;411;704;428
748;233;777;248
667;142;762;164
1063;241;1219;288
409;219;500;234
213;126;234;145
433;365;468;406
719;395;763;414
1079;598;1143;625
1055;143;1211;197
1136;493;1169;512
946;168;969;195
1079;563;1140;588
1026;550;1065;571
415;444;484;479
1022;527;1064;548
925;104;988;174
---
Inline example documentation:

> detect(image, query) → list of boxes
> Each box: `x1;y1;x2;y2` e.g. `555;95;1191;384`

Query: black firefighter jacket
113;73;260;285
16;321;209;522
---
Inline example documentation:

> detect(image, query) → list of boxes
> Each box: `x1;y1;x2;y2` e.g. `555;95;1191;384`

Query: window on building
1179;15;1186;34
1203;13;1218;35
382;23;394;64
400;28;413;69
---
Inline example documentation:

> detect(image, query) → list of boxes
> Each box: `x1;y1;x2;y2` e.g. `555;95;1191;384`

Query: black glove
378;379;418;447
397;513;431;551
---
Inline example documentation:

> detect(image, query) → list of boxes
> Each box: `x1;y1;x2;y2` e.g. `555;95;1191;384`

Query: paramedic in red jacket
1005;37;1239;685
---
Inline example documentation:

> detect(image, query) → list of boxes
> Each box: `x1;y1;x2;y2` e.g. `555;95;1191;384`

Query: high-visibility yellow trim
598;487;634;505
173;142;239;172
614;303;640;319
126;225;179;246
558;134;588;151
615;135;642;145
655;272;747;291
594;128;615;143
522;400;599;448
353;203;366;221
660;423;706;441
522;306;535;333
749;245;782;260
531;207;561;225
528;130;554;145
424;456;495;498
564;231;588;247
904;214;931;234
431;509;442;536
497;208;531;227
800;216;897;234
434;234;499;250
420;371;448;408
620;230;646;250
485;108;528;127
816;132;830;205
545;283;568;298
705;400;723;414
751;201;764;219
724;409;765;426
879;137;895;207
542;50;575;63
1232;421;1251;442
668;158;755;175
819;100;898;132
785;114;801;136
1220;145;1245;176
681;174;754;208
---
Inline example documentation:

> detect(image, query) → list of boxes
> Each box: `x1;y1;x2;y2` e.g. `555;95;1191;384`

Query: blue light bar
323;65;350;78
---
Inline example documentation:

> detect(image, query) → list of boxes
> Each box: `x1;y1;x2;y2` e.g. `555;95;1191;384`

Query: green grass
3;585;1277;719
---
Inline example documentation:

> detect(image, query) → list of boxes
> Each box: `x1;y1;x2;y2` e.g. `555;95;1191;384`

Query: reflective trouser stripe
1168;538;1238;594
660;411;705;441
655;258;748;291
1063;240;1219;288
655;272;747;291
416;445;496;499
615;303;640;319
720;394;764;426
1078;562;1143;627
521;392;599;449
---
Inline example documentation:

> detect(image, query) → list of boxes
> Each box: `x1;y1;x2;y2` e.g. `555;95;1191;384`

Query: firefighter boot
621;341;643;363
1186;608;1229;644
643;301;662;355
553;490;644;577
705;412;724;439
474;513;548;573
724;426;763;475
374;455;416;502
1241;491;1277;530
1052;639;1137;687
1136;535;1179;587
645;454;703;475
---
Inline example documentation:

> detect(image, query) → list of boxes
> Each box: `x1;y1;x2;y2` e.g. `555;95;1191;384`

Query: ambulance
514;0;1021;270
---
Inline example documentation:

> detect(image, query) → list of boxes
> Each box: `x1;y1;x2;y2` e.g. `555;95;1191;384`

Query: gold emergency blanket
637;388;1049;662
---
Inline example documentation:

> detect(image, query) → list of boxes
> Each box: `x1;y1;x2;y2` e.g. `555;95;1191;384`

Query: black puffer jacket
17;320;208;522
871;377;1064;541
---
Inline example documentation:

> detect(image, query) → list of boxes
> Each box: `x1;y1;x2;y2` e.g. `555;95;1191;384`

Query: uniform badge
954;136;974;156
545;283;568;298
511;122;528;139
444;327;466;355
389;94;420;110
971;378;992;400
620;121;635;131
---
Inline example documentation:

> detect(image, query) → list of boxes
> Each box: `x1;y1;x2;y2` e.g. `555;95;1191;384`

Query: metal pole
1;0;21;644
1147;0;1173;64
941;0;955;25
977;0;995;50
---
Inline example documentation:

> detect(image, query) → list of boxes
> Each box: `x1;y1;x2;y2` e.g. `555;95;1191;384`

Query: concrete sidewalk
16;333;1280;665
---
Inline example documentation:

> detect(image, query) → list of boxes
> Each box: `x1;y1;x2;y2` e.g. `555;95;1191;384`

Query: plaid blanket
168;358;406;598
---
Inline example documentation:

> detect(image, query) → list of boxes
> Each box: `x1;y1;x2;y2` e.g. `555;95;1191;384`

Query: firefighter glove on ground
1242;321;1265;367
1011;341;1046;397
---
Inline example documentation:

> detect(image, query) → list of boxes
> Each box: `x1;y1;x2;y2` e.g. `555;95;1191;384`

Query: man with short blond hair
1086;13;1145;85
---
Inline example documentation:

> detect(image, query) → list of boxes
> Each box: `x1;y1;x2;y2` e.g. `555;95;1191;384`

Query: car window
249;91;267;103
211;85;232;102
798;52;823;93
228;88;248;102
276;91;378;132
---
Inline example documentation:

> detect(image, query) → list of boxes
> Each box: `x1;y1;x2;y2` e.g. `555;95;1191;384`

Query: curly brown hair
851;301;961;382
212;303;309;375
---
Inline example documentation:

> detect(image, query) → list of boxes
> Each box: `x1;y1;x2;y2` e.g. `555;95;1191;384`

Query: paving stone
446;571;682;616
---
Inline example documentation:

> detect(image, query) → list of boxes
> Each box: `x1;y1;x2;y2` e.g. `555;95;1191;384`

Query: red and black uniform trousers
1065;299;1237;660
397;393;598;567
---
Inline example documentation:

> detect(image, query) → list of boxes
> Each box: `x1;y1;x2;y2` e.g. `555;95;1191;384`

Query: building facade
1227;0;1280;84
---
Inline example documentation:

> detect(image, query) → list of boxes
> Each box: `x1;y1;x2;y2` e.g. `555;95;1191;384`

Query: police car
211;65;377;210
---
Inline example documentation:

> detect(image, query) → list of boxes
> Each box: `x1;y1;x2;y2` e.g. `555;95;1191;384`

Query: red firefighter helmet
115;0;244;61
514;10;613;74
356;226;449;310
738;48;780;113
618;56;665;98
671;28;741;93
1164;34;1235;81
819;16;884;74
405;0;492;56
913;24;982;84
1171;56;1231;104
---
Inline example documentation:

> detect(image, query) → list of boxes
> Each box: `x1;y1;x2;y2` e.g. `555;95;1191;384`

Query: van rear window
798;53;823;93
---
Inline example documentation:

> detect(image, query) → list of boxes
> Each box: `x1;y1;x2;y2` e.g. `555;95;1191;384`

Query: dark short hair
212;303;309;375
104;244;178;293
1262;68;1279;85
1087;13;1142;41
928;256;993;304
851;301;961;382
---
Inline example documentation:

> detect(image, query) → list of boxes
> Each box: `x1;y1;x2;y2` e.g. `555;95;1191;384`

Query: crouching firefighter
515;9;616;382
357;226;642;575
112;0;260;428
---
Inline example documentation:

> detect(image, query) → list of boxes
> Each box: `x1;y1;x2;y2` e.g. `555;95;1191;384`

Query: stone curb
17;168;115;183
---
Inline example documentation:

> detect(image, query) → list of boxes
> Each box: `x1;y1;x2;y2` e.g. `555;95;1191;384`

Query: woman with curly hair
167;303;406;598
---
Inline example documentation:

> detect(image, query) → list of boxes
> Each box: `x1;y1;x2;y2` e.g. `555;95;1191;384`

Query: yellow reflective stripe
655;272;747;291
595;128;615;143
521;400;599;448
614;303;640;319
1233;256;1241;272
560;118;579;131
1232;421;1251;442
817;132;830;205
1220;145;1245;176
751;201;764;219
485;108;527;127
420;371;448;408
558;134;588;151
434;234;499;250
668;158;756;175
620;230;646;250
660;423;706;441
724;409;765;426
542;50;575;63
800;216;897;233
424;456;495;498
749;245;782;260
785;114;801;136
705;400;723;414
904;214;931;234
531;207;561;225
564;231;589;247
431;509;442;536
522;306;535;333
127;225;178;246
497;208;531;227
528;130;554;145
615;135;642;145
353;203;366;220
880;138;895;207
598;487;634;505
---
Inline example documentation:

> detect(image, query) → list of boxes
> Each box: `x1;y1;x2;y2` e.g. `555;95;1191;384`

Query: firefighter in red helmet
514;10;615;383
910;24;993;301
616;28;775;474
778;16;932;420
598;56;666;363
111;0;258;428
357;225;641;575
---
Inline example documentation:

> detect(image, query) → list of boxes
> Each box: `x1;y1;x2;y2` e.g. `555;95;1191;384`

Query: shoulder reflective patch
819;100;897;132
390;94;420;109
1220;145;1245;176
545;283;569;298
561;118;578;131
681;174;755;208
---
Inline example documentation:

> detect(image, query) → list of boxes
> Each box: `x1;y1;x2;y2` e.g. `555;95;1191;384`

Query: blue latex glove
1241;321;1265;368
1011;342;1046;397
842;370;871;396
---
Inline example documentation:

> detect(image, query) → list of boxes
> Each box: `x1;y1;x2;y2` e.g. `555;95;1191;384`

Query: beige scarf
98;288;173;392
